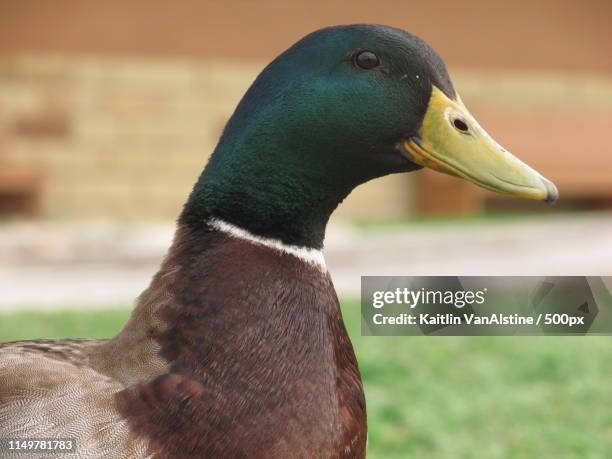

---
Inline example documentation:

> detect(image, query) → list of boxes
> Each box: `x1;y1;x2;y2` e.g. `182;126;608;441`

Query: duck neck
178;115;363;249
179;162;352;250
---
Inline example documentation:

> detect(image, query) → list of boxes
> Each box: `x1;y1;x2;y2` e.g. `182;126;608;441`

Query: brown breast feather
0;225;366;458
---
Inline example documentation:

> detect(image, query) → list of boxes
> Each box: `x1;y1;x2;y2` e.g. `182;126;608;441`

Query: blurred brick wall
0;55;414;219
0;56;244;219
0;0;610;219
3;54;610;220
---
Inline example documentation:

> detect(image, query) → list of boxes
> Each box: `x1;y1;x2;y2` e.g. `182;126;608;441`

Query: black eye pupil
453;118;469;132
355;51;379;70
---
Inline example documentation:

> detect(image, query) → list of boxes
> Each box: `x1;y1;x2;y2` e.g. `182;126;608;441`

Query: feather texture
0;225;366;458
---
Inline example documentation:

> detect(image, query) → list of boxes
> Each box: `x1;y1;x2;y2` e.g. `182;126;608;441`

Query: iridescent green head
182;24;556;247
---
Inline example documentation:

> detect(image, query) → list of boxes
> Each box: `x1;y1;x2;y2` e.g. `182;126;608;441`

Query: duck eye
355;50;380;70
452;117;470;133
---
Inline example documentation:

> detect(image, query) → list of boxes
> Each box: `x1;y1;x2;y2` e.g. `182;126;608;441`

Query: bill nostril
452;118;469;132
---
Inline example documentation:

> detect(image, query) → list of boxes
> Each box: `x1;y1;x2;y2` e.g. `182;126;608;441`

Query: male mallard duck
0;24;556;458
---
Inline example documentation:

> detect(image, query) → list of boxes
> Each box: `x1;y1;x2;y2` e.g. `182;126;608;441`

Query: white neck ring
207;218;326;271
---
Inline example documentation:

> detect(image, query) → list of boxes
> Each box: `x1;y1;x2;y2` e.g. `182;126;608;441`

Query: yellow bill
403;86;558;203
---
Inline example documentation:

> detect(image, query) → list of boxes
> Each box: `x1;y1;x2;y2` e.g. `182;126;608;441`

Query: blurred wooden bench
0;166;43;216
0;120;43;216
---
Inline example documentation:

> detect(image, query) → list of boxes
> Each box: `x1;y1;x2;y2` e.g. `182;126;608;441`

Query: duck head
182;24;557;248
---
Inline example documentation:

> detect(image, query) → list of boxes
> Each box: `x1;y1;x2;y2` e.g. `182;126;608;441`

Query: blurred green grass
1;301;611;459
351;209;596;232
